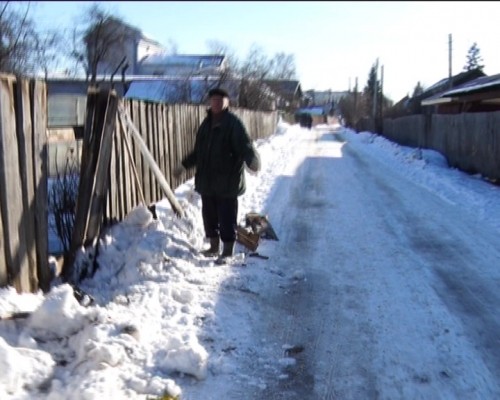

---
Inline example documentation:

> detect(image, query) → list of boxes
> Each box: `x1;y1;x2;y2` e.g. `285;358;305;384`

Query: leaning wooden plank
118;110;146;207
0;311;31;320
0;77;8;286
68;87;102;252
0;189;4;287
31;80;50;292
119;105;184;218
0;75;30;292
139;101;151;205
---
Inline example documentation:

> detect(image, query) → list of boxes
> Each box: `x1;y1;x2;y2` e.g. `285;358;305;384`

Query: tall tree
33;29;65;79
464;42;484;71
363;62;380;115
205;39;239;89
412;81;424;98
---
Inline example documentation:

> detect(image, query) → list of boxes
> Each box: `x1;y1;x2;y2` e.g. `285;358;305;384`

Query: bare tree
48;148;80;254
0;1;39;74
206;39;239;71
338;92;367;129
33;29;65;79
240;44;273;80
71;3;136;82
237;44;276;110
269;52;297;80
204;39;240;98
165;38;179;55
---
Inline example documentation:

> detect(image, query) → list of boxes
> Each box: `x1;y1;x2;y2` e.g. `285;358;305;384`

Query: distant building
262;80;303;112
302;89;348;115
86;19;227;79
408;68;486;115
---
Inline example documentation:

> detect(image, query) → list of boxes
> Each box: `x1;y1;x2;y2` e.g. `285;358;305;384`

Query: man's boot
201;237;219;257
216;241;235;265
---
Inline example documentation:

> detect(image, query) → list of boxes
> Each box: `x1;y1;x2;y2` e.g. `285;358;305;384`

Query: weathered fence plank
15;79;38;291
31;80;50;292
130;101;143;203
0;76;30;292
106;115;120;223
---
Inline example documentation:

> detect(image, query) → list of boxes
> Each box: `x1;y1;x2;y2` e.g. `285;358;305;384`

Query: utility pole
448;33;453;89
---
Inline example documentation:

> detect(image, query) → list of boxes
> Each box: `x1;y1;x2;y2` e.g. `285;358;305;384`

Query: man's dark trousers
201;195;238;242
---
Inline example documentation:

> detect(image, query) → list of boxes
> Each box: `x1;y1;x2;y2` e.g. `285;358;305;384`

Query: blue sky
31;1;500;101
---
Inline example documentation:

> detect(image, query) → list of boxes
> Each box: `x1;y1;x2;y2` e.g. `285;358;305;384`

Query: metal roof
263;80;302;97
124;78;239;103
442;73;500;96
422;73;500;106
296;107;325;116
140;54;225;67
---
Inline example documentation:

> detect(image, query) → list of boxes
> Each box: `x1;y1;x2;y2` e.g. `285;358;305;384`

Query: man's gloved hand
246;154;261;175
173;165;185;178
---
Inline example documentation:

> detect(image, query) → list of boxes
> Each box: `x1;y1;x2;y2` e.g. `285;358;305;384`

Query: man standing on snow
175;87;261;263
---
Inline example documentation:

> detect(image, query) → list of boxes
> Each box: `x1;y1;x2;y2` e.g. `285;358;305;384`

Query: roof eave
421;97;455;106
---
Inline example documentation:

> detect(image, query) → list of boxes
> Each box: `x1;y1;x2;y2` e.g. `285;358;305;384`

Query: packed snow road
228;126;500;399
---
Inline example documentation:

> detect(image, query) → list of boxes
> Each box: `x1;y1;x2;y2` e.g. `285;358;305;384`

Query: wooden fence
380;112;500;181
106;99;278;223
0;75;49;293
62;87;279;283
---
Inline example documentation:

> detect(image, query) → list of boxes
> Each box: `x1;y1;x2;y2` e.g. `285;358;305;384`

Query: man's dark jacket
181;108;260;197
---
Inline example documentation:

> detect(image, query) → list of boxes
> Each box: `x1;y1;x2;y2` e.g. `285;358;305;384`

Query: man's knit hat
208;87;229;98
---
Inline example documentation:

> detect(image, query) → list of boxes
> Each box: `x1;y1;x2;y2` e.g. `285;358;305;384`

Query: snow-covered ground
1;121;500;399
